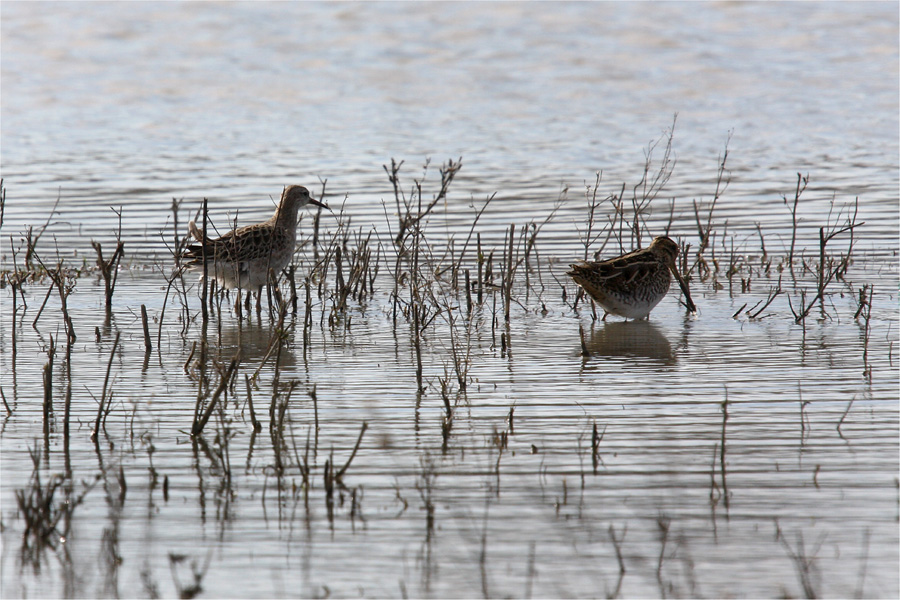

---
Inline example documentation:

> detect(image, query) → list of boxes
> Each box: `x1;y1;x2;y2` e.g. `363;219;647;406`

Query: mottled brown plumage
183;185;326;289
568;236;696;319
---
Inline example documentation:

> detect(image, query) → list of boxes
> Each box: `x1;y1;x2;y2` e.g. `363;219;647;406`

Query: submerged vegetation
0;128;895;597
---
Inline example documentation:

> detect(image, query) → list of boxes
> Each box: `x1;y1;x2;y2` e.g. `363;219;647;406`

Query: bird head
651;236;697;313
283;185;328;210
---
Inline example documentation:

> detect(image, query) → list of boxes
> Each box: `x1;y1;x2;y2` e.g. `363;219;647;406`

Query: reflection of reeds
776;526;821;600
15;445;94;568
168;552;210;600
608;524;627;597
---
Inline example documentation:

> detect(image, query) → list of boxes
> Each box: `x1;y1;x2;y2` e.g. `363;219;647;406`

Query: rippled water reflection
2;2;898;599
1;260;897;598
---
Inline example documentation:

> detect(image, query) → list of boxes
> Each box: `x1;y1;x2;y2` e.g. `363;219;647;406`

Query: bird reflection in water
580;320;674;365
212;321;297;366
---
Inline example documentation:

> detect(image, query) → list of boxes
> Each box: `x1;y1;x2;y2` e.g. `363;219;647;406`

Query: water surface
1;2;898;598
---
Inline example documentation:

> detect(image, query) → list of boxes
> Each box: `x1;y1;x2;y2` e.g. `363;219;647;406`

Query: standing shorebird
567;236;696;320
183;185;327;298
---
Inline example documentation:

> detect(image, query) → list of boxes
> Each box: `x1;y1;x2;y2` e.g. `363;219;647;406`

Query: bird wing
568;252;661;291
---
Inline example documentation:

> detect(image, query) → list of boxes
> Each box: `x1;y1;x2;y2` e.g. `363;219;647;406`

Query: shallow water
2;2;899;599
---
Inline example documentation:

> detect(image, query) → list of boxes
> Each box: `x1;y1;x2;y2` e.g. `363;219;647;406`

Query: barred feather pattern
567;236;680;320
181;185;323;289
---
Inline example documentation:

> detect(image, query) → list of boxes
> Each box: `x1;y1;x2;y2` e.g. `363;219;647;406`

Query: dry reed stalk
303;277;312;351
192;323;210;428
503;223;514;322
21;189;61;272
333;245;346;313
309;384;319;459
42;334;56;441
170;198;184;268
591;421;605;475
313;177;327;262
451;192;495;280
409;219;426;392
693;132;731;259
579;173;604;261
286;264;298;316
200;198;209;324
92;330;121;442
7;265;19;373
790;214;864;325
1;380;10;417
390;157;462;246
270;380;298;476
92;238;124;316
784;173;809;271
244;373;262;432
578;324;589;357
746;277;783;319
335;422;369;480
465;269;472;314
719;387;730;512
31;277;56;329
477;233;484;304
192;355;239;436
158;261;189;344
856;284;874;381
323;454;335;520
182;341;197;375
798;383;811;445
140;304;152;352
50;262;77;345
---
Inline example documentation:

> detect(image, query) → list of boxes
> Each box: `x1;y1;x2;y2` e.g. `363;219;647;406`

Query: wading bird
567;236;696;320
183;185;328;310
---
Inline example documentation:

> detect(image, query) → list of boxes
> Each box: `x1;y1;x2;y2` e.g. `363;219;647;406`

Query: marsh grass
0;133;892;598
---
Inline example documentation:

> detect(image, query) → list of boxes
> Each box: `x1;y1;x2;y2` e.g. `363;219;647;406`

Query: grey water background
1;2;898;598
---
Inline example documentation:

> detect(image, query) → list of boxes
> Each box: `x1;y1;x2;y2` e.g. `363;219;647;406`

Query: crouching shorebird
182;185;328;303
567;236;697;320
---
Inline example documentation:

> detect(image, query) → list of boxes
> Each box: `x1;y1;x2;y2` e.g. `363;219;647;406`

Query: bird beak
668;262;697;313
309;197;331;211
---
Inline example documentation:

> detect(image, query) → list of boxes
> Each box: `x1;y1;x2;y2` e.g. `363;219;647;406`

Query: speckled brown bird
183;185;327;290
567;236;696;319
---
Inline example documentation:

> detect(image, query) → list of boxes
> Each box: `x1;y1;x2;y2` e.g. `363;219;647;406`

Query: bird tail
180;221;214;265
188;220;206;243
566;262;590;279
